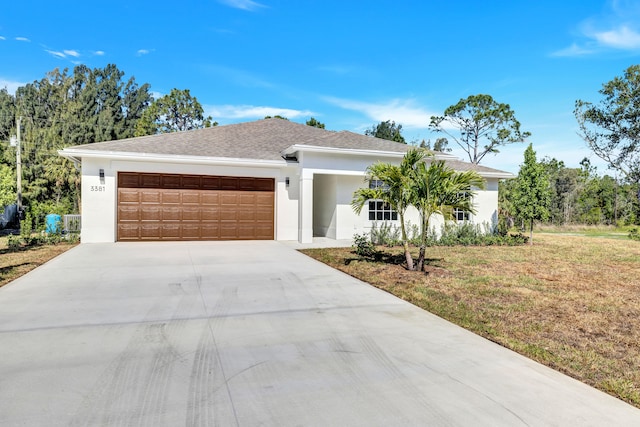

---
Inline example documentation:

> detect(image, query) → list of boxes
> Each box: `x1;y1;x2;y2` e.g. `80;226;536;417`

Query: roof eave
281;144;407;158
58;149;287;168
476;171;516;179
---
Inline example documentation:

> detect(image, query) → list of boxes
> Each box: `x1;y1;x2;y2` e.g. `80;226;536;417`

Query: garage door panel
220;193;237;205
162;207;181;221
220;178;239;190
161;191;181;204
140;206;162;221
117;173;274;241
140;191;161;204
202;177;221;189
118;206;140;221
201;207;219;221
140;174;161;188
119;189;140;203
161;224;181;239
119;173;140;188
182;192;201;205
182;207;201;221
182;175;201;189
162;175;182;188
200;224;221;239
140;224;162;239
201;193;219;205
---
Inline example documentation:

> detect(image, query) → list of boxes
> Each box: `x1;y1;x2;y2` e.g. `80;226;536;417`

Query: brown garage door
117;172;274;241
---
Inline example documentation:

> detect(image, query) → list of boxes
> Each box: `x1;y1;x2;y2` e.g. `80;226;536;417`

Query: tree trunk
416;215;428;271
399;214;414;271
529;220;534;245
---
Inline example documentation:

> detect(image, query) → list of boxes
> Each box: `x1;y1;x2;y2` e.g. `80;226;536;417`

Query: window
453;208;470;222
453;191;472;222
367;179;398;221
369;179;389;191
368;200;398;221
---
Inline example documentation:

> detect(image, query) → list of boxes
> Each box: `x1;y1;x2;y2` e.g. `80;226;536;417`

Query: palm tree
411;160;485;271
352;148;426;270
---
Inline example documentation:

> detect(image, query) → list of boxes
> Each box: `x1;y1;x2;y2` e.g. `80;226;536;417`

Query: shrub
370;221;401;246
629;228;640;241
352;233;378;259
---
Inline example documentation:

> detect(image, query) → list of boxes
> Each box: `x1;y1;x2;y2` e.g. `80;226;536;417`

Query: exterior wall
472;178;500;231
78;150;503;244
81;158;117;243
79;157;297;243
313;174;337;238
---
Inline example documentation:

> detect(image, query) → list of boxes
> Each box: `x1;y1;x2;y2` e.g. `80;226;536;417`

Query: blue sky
2;0;640;174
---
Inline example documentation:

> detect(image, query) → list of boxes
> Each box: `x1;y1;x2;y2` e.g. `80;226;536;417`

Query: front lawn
302;233;640;408
0;236;78;288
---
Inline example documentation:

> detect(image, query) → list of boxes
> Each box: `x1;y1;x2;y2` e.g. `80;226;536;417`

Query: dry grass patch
302;234;640;407
0;237;78;288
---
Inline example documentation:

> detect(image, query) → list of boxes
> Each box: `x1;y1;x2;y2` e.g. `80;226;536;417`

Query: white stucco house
58;118;513;244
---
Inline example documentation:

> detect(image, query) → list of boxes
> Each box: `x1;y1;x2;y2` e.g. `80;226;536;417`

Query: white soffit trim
281;144;407;159
58;149;287;168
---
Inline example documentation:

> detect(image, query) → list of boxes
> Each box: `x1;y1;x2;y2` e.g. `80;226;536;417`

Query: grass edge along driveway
301;233;640;408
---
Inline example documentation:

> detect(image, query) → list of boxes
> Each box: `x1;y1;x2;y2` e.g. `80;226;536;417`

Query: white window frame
367;180;398;222
453;191;472;222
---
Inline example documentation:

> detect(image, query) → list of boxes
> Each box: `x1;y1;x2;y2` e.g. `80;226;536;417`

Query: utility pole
16;116;22;212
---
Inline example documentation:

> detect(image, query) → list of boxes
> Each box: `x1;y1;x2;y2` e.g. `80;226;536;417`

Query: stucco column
299;170;314;243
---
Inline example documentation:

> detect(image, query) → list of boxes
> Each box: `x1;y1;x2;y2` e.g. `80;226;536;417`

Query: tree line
0;64;212;227
2;62;639;231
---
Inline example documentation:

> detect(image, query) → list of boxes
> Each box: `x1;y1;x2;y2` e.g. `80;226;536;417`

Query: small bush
7;235;22;251
370;221;401;246
629;228;640;241
352;233;378;259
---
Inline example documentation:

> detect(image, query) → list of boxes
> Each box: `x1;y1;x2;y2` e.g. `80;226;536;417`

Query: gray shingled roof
65;118;409;160
61;118;513;177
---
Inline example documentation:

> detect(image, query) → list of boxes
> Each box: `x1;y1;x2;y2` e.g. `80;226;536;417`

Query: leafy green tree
264;115;288;120
0;88;15;143
422;138;452;152
575;65;640;202
0;165;16;207
411;160;484;271
135;88;215;136
6;64;150;219
513;144;551;244
352;149;426;270
430;94;530;164
364;120;406;144
306;117;325;128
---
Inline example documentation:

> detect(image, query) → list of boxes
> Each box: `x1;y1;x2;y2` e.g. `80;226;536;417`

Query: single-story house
58;118;513;244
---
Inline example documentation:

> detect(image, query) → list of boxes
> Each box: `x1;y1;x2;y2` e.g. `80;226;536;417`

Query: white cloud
218;0;265;11
94;50;105;56
137;49;151;56
64;50;80;57
0;78;25;94
322;96;438;129
0;36;6;41
206;104;314;120
45;50;66;58
592;25;640;49
15;37;30;42
551;43;594;57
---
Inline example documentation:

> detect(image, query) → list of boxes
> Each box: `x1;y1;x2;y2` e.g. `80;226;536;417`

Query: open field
302;234;640;407
0;237;78;288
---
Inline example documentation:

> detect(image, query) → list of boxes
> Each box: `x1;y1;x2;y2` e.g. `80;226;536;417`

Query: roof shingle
62;118;512;177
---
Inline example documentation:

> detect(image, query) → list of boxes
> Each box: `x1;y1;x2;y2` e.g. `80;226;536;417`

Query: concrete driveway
1;241;639;426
